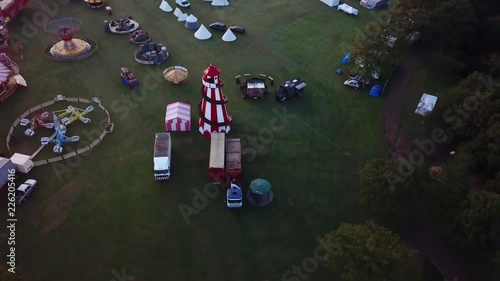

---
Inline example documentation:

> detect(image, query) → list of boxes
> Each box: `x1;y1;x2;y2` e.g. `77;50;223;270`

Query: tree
454;190;500;248
320;221;420;281
492;251;500;281
358;158;402;215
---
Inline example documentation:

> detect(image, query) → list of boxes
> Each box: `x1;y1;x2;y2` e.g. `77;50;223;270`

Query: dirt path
384;46;471;281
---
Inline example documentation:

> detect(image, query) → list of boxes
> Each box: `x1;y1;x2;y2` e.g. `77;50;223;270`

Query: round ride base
44;38;99;61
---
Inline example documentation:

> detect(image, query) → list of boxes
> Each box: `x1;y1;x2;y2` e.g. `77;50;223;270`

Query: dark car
230;26;245;34
209;22;226;32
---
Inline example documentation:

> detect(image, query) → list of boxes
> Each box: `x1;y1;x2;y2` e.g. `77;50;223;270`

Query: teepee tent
222;29;236;42
177;13;188;21
194;24;212;40
211;0;229;6
185;14;200;30
159;0;173;12
320;0;339;7
173;7;182;17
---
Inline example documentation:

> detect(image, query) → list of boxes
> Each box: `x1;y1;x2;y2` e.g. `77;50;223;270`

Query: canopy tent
249;178;271;194
165;101;191;131
159;0;173;12
221;29;236;42
177;13;188;21
247;178;273;207
163;66;189;84
338;3;358;15
369;85;381;97
320;0;339;7
173;8;182;17
194;24;212;40
415;93;438;116
184;14;200;30
211;0;229;6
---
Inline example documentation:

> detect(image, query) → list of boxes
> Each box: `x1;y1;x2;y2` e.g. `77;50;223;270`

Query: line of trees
320;0;500;280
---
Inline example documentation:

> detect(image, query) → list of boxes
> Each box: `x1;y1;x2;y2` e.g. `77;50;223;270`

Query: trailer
225;138;241;182
153;132;171;180
275;77;307;102
0;157;15;188
10;153;32;174
209;132;225;184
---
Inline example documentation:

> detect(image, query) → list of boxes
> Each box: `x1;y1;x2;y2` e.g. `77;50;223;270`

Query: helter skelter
198;64;232;138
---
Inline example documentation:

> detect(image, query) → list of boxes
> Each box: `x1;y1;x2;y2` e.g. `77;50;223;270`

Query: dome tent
177;13;188;22
184;14;200;30
222;29;236;42
159;0;173;12
247;178;273;207
194;24;212;40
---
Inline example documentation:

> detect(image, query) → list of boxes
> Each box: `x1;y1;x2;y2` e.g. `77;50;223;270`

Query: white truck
153;133;171;180
16;179;37;205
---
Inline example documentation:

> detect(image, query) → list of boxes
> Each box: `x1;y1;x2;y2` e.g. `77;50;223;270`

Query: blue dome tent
369;85;382;97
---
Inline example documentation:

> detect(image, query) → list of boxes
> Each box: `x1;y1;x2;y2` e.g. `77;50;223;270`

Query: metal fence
5;96;113;167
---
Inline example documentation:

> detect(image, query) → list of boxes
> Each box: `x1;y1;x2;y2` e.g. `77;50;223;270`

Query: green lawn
1;1;387;280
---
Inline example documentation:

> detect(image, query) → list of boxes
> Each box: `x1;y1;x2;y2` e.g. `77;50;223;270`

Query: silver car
16;179;37;205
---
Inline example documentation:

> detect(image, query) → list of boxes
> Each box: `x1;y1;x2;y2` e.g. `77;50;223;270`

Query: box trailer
209;132;225;184
225;138;241;182
153;132;171;180
10;153;32;174
0;157;15;188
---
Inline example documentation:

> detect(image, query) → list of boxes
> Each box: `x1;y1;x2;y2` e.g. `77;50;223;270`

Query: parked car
229;26;245;34
15;179;37;205
344;79;363;89
348;74;369;85
209;22;226;32
275;77;307;102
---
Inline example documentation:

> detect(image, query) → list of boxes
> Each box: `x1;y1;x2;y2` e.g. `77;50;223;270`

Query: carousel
134;42;169;65
104;18;139;34
85;0;104;8
129;30;151;44
163;66;188;84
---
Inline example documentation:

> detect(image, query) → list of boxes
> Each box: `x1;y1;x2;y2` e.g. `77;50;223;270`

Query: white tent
211;0;229;6
159;0;173;12
185;14;200;30
173;7;182;17
194;24;212;40
222;29;236;42
338;3;358;15
320;0;339;7
415;93;438;116
177;13;188;21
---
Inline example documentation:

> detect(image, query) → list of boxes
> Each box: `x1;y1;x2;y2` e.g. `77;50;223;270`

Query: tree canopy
321;221;420;281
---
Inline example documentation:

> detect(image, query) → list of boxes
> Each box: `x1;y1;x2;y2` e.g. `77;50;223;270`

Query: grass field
1;0;388;280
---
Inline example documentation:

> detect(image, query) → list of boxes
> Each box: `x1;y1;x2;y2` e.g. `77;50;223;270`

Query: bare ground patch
32;181;82;233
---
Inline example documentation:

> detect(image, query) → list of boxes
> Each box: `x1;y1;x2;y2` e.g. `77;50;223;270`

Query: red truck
225;138;241;183
209;132;226;184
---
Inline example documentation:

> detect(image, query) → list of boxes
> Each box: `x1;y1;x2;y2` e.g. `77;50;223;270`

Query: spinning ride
44;18;94;60
129;30;151;44
105;18;139;34
163;66;188;84
134;42;169;65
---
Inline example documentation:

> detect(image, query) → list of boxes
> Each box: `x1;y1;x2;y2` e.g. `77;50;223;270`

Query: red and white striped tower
198;64;232;137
